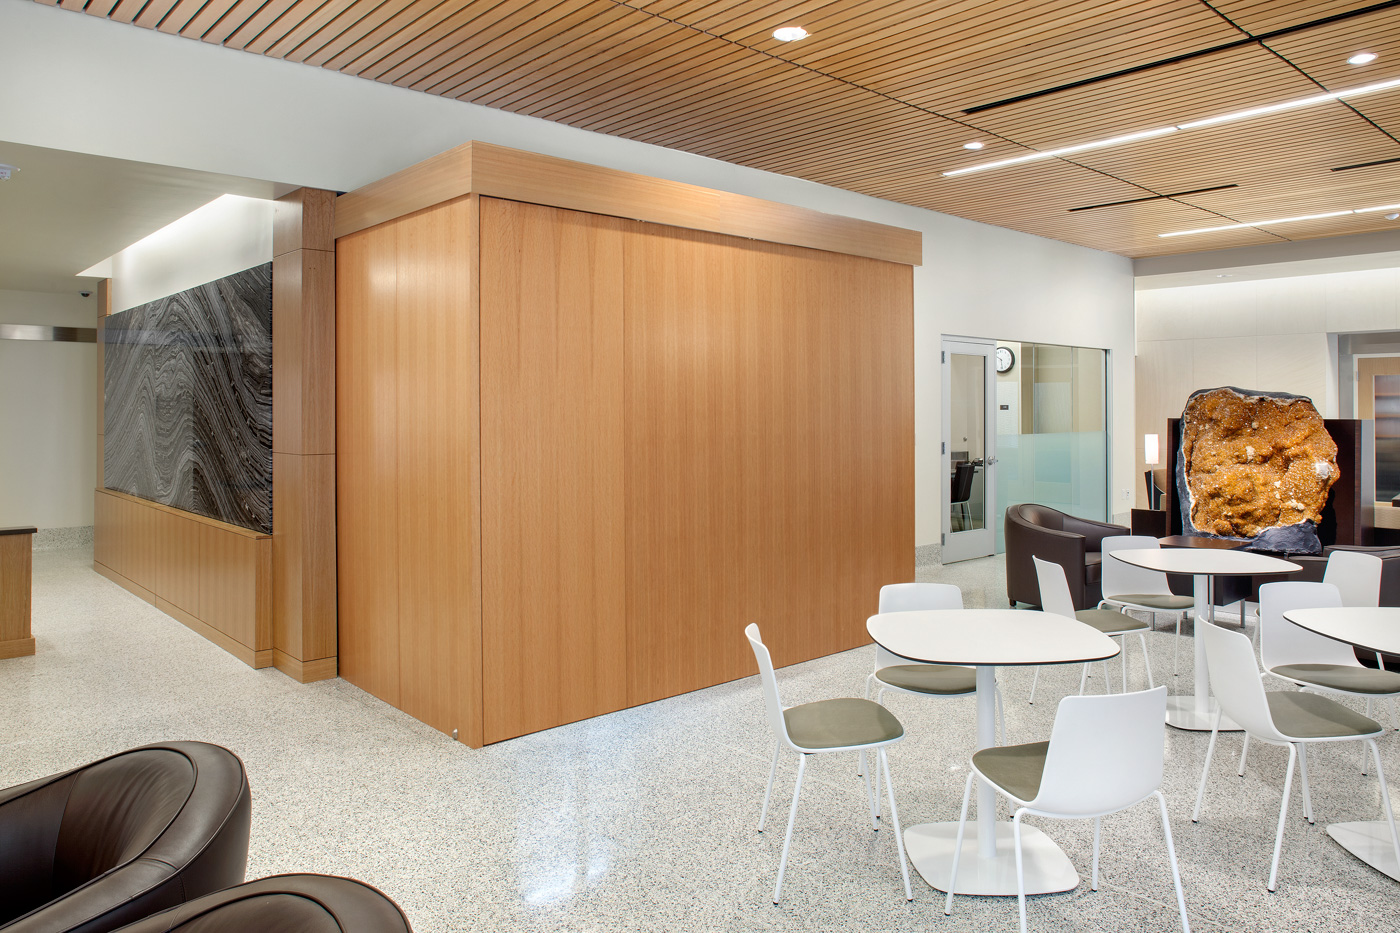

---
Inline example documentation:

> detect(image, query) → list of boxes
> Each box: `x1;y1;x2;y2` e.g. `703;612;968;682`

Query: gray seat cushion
1076;608;1149;634
1269;664;1400;696
876;664;977;695
1266;690;1382;739
972;741;1049;804
784;698;904;750
1106;593;1194;611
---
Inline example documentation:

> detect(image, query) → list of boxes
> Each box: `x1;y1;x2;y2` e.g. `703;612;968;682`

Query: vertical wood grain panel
394;197;481;739
156;509;200;614
0;533;35;657
200;524;257;648
336;221;403;706
624;226;913;704
479;198;627;743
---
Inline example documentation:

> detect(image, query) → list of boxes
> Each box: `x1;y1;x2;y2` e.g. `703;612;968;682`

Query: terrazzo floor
5;547;1400;932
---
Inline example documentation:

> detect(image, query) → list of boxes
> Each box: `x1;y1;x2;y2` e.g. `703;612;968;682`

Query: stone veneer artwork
1177;386;1338;555
103;263;273;534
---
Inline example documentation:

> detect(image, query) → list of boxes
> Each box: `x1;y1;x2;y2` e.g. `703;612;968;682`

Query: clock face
996;346;1016;373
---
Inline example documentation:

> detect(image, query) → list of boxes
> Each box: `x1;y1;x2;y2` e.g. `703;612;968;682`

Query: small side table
0;526;37;659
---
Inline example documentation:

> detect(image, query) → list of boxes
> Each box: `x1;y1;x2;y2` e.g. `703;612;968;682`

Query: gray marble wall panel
103;263;273;534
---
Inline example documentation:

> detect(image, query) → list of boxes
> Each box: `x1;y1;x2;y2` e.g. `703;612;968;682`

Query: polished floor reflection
3;548;1398;931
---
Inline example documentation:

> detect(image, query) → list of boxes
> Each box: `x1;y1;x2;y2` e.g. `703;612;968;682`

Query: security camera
80;291;92;298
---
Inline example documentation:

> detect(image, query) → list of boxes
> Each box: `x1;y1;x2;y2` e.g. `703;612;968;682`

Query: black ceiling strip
1068;183;1239;212
964;0;1400;115
1332;156;1400;171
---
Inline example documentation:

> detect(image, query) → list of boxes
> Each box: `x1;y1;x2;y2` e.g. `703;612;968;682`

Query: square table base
1165;695;1241;732
904;821;1079;895
1327;822;1400;881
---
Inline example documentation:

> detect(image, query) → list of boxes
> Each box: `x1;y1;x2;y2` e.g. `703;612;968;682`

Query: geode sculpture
1177;386;1338;555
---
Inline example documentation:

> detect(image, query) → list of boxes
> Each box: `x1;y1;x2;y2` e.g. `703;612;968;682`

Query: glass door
943;338;996;562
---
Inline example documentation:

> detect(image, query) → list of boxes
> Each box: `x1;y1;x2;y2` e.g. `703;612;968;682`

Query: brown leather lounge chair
107;875;412;933
1005;503;1128;610
0;742;251;933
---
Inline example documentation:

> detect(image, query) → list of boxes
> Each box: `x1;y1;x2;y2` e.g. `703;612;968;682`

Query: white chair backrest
1032;556;1076;620
873;583;963;668
1031;686;1168;814
745;624;796;751
1324;551;1382;608
1101;536;1171;599
1200;621;1288;742
1258;581;1357;670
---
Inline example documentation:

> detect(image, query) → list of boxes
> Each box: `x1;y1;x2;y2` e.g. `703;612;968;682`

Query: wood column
272;189;338;682
0;527;37;659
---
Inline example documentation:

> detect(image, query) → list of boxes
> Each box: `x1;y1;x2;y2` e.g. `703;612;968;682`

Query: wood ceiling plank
224;0;301;50
264;0;364;57
84;0;122;16
295;0;418;64
196;0;267;44
133;0;182;30
108;0;147;24
1211;0;1381;36
243;0;330;54
358;0;543;83
157;0;211;35
322;0;447;72
1263;5;1400;90
338;1;488;76
179;0;245;39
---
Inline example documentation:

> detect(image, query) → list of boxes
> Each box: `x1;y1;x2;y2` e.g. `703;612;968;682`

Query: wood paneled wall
479;200;628;743
272;188;339;683
0;529;36;659
94;489;272;666
624;225;915;705
337;196;483;745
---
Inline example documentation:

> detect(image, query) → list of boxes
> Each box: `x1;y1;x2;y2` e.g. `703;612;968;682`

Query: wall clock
996;346;1016;373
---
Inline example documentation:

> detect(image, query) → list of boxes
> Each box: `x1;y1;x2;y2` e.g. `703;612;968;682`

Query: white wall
0;289;96;529
0;1;1137;551
1134;265;1400;508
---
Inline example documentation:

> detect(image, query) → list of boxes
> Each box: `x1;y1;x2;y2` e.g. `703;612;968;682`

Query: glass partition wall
993;341;1109;553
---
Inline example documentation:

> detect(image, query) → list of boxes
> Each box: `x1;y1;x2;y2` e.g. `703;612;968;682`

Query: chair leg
863;752;879;831
1092;815;1102;890
945;771;976;916
1029;666;1041;705
879;748;913;901
1192;717;1223;822
1238;735;1250;776
1366;738;1400;874
1014;810;1029;933
1120;639;1128;693
994;682;1007;745
1268;745;1298;892
774;753;808;903
1079;663;1089;696
858;749;866;780
1154;791;1192;933
1362;700;1373;774
1138;632;1155;688
760;742;781;832
1298;744;1314;824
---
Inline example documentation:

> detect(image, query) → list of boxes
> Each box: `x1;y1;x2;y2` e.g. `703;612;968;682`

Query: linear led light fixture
945;75;1400;178
1159;201;1400;238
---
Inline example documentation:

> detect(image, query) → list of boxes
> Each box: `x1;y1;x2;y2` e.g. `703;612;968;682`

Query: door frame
942;336;997;563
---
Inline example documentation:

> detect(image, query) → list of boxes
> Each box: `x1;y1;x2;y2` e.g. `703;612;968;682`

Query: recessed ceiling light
772;26;808;42
963;141;985;150
1215;274;1234;278
1386;213;1400;221
1349;52;1379;65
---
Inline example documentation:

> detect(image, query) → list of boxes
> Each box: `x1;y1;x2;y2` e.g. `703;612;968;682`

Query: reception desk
1;525;36;659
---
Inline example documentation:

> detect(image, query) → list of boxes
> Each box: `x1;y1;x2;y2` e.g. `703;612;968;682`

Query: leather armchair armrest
0;775;74;924
1059;515;1130;552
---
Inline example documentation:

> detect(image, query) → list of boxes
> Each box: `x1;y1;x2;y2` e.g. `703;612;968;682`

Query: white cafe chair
745;623;912;904
1031;557;1153;702
1192;620;1400;891
945;685;1188;933
1323;550;1386;668
1100;536;1194;676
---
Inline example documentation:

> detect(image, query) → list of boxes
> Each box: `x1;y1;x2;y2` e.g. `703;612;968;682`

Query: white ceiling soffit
1134;227;1400;289
0;140;282;295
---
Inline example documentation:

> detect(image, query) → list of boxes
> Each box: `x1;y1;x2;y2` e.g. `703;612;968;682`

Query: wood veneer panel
624;224;914;704
273;247;337;455
333;145;474;239
392;198;481;740
479;198;627;743
155;509;200;615
0;534;34;656
199;524;262;649
335;221;403;705
273;451;339;660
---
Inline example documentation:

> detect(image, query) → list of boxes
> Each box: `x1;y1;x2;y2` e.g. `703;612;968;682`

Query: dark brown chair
1004;503;1128;610
108;875;411;933
0;742;251;933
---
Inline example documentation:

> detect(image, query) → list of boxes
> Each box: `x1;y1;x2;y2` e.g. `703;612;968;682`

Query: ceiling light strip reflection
1159;203;1400;238
944;76;1400;178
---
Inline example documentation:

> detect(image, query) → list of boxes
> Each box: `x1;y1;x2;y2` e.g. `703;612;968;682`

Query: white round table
1113;548;1299;730
1283;606;1400;883
867;608;1119;896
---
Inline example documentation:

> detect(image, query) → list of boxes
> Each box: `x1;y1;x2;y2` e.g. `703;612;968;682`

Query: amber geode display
1178;387;1337;554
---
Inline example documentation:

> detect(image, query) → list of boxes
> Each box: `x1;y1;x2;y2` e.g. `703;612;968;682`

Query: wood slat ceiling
37;0;1400;258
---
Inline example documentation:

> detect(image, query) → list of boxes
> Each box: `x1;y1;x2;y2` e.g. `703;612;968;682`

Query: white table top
1113;548;1300;576
867;608;1120;667
1283;607;1400;656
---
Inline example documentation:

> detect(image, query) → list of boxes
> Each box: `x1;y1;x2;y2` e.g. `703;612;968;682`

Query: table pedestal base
1328;822;1400;881
1165;695;1240;732
904;821;1079;895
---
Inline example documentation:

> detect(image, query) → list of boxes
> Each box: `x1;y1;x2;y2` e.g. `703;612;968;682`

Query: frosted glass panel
995;431;1108;552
